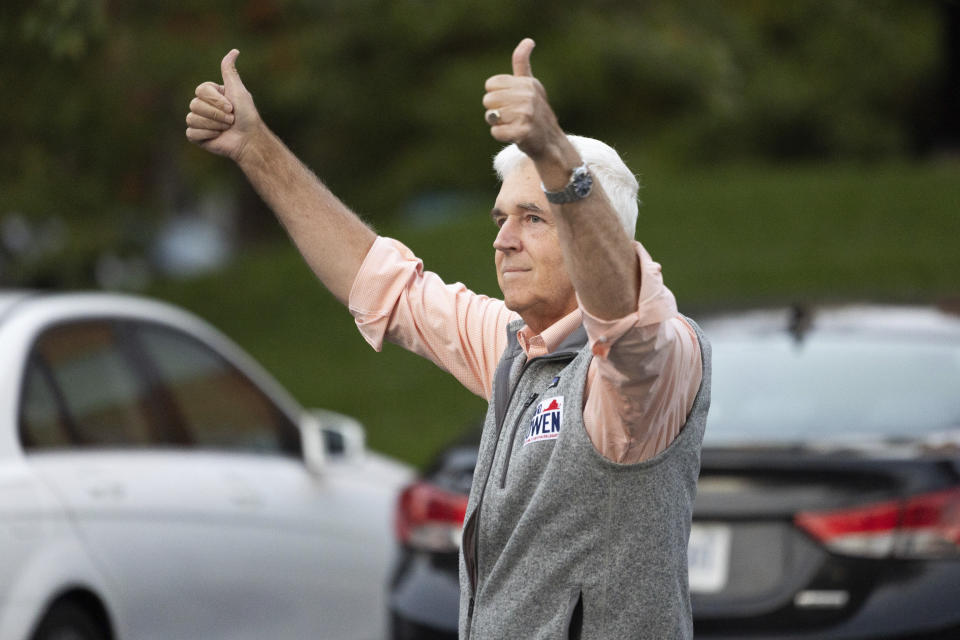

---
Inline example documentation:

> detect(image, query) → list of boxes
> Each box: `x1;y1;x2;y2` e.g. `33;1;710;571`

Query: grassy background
147;160;960;468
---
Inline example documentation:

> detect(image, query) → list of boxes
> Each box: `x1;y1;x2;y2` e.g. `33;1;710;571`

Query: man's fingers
488;122;523;144
186;111;232;131
511;38;535;77
190;97;234;124
483;87;536;110
186;127;222;143
195;82;233;113
485;74;519;92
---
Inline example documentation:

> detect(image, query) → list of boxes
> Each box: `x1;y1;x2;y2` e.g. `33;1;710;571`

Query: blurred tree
925;0;960;152
0;0;948;287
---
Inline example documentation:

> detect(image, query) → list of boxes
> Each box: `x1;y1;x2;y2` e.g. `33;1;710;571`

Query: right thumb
221;49;243;90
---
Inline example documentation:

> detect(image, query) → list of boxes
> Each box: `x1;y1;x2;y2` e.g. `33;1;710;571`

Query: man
186;38;710;639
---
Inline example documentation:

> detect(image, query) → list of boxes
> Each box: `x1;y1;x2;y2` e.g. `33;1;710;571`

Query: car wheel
30;601;107;640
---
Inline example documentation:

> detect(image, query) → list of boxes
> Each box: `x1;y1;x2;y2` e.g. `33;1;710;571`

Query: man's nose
493;218;521;253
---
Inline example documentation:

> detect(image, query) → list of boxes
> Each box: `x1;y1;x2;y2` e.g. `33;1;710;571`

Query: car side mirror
299;409;367;475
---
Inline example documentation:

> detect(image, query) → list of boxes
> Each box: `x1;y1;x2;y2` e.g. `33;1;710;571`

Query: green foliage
0;0;949;288
638;161;960;307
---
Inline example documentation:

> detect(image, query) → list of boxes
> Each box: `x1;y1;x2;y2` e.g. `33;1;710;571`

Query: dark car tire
30;601;108;640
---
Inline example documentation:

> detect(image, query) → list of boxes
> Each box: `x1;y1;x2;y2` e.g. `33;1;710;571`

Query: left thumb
512;38;535;77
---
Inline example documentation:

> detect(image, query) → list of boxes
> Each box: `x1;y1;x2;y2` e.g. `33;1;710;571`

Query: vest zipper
465;596;475;640
499;392;539;489
468;351;579;617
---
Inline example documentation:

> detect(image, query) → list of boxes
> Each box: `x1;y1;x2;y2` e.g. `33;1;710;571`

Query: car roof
0;290;36;319
698;303;960;341
0;288;304;421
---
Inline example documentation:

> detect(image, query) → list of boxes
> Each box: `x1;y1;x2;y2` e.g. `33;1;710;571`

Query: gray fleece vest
458;317;711;640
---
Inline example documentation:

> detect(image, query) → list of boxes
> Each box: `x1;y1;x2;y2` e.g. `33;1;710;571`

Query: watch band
542;162;594;205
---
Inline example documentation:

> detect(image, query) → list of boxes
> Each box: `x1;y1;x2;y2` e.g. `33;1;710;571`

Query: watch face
572;168;593;198
543;164;593;204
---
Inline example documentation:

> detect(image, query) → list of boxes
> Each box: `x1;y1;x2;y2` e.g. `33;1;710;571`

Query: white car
0;291;413;640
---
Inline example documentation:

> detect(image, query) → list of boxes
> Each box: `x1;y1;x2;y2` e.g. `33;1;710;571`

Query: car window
20;358;72;448
133;323;300;456
21;321;155;448
706;335;960;445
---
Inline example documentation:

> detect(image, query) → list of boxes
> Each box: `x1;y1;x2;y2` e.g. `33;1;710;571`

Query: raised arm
185;50;375;304
482;39;639;319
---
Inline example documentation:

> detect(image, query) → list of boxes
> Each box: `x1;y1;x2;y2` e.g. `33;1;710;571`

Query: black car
390;305;960;639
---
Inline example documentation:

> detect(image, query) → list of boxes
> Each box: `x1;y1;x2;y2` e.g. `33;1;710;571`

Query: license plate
687;523;732;593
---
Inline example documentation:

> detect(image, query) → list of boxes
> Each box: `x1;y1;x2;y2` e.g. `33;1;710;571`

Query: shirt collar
517;307;583;358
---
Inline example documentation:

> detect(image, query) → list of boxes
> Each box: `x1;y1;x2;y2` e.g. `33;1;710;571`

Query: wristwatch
542;162;593;205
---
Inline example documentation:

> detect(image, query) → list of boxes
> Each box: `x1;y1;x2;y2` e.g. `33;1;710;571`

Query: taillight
795;487;960;559
396;481;469;553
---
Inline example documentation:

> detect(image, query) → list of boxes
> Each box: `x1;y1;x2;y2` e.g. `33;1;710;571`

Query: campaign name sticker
524;396;564;446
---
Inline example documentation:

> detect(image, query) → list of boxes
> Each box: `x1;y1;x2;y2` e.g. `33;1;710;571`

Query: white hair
492;135;640;238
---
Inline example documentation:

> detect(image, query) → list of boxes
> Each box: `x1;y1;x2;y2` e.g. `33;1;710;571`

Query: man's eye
494;217;506;228
528;215;543;223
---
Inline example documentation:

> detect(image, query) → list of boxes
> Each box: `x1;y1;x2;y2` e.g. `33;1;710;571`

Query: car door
20;318;392;640
127;320;397;640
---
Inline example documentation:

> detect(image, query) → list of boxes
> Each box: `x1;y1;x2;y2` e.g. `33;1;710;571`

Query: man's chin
500;293;525;314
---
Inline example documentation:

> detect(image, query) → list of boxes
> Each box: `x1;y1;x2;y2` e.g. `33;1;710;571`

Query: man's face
492;159;578;333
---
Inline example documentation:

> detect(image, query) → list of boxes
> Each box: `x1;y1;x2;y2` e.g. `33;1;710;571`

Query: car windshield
705;334;960;446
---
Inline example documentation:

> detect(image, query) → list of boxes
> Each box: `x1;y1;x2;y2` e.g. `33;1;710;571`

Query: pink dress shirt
348;236;702;463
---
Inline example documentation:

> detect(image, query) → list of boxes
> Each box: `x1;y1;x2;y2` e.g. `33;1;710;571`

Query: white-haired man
187;38;709;640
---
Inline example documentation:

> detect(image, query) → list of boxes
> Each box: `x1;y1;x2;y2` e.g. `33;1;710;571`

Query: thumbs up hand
186;49;262;162
483;38;563;160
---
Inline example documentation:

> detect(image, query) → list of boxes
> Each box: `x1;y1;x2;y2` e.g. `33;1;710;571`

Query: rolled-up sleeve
580;242;703;464
348;236;517;400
